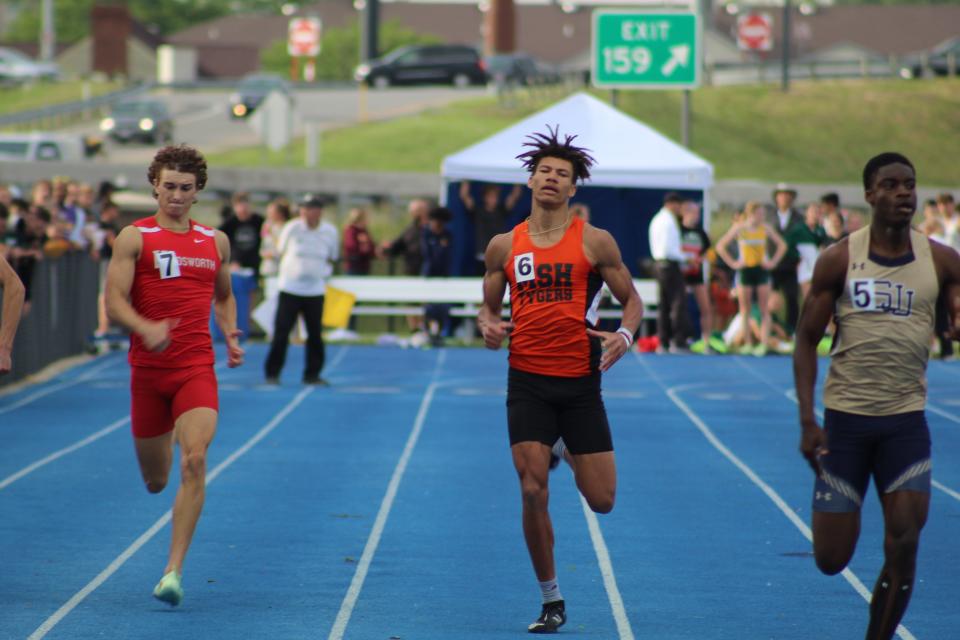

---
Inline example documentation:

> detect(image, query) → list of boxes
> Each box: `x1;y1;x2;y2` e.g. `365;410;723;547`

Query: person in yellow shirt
715;200;787;355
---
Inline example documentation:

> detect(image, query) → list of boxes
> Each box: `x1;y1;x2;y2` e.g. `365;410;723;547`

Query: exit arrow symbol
661;44;690;77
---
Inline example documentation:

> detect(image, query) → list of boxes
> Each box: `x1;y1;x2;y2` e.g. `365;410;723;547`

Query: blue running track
1;344;958;639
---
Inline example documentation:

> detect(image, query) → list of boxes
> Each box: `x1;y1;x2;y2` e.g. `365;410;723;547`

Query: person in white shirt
648;192;689;352
264;196;339;385
936;192;960;253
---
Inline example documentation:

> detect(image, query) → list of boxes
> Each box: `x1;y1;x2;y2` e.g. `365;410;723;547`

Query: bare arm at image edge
0;254;25;374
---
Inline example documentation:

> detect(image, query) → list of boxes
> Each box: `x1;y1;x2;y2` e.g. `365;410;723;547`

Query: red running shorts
130;365;219;438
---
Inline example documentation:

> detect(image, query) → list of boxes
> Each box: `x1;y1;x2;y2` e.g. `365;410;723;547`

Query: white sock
539;578;563;604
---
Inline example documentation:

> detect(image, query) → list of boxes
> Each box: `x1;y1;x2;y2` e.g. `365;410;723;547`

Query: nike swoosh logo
194;238;206;243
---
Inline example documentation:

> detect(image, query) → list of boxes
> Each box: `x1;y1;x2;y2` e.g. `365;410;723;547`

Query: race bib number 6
514;252;535;283
154;250;181;279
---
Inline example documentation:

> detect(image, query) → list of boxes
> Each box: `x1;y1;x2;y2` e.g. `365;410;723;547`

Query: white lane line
927;404;960;425
634;355;917;640
0;417;129;491
27;346;351;639
27;385;319;640
579;495;635;640
0;357;244;493
0;356;119;417
328;350;446;640
737;358;960;507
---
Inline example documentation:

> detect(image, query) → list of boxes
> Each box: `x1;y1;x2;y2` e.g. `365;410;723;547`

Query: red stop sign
288;17;321;57
737;13;772;52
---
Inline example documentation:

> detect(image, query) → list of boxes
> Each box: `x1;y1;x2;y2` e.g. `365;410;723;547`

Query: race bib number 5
154;250;181;279
849;278;875;311
514;252;535;283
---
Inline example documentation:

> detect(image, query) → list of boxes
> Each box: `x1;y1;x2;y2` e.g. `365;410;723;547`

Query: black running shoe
528;600;566;634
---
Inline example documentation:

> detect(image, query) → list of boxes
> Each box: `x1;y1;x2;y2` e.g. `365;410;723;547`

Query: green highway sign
591;10;701;89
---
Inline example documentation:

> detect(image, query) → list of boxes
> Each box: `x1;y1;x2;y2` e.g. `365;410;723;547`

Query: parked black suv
900;37;960;79
354;44;487;88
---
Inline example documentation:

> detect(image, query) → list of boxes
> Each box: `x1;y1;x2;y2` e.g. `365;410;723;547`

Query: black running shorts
813;409;931;513
506;367;613;455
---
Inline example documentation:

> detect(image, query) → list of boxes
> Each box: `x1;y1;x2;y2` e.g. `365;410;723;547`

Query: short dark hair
862;152;914;190
663;192;683;205
300;196;325;209
936;192;954;205
820;192;839;207
32;205;51;223
428;206;453;223
516;125;595;183
148;145;208;192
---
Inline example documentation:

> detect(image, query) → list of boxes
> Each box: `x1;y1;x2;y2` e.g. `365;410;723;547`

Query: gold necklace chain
526;213;572;236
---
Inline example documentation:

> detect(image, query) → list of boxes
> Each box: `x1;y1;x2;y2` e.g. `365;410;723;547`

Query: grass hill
206;78;960;186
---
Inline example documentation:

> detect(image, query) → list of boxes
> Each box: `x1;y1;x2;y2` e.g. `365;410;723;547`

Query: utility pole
361;0;379;62
780;0;790;92
41;0;55;62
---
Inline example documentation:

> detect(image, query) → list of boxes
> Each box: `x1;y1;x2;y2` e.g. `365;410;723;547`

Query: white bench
326;276;659;320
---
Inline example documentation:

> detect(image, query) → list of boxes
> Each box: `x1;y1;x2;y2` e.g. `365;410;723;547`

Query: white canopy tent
439;92;714;276
440;92;714;191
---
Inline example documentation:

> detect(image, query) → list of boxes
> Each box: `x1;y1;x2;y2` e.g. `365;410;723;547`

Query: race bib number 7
514;252;535;283
154;250;181;279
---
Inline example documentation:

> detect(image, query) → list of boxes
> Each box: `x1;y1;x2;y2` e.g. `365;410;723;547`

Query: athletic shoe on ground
549;438;566;470
302;377;330;386
528;600;566;634
264;376;280;385
153;570;183;606
708;335;728;354
752;344;768;357
690;339;707;354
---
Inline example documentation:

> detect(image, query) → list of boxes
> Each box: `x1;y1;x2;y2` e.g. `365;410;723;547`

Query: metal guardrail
0;79;352;131
2;252;99;386
0;84;151;129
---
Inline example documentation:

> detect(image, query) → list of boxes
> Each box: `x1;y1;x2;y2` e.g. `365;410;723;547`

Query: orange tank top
505;216;604;377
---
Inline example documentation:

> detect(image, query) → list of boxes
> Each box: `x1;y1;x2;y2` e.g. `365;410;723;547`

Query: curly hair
147;145;208;193
515;125;595;184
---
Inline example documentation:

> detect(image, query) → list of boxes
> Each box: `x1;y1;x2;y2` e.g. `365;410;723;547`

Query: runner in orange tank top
478;126;642;633
105;145;244;607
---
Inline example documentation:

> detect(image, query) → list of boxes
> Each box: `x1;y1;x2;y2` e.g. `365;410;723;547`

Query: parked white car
0;47;59;83
0;132;96;162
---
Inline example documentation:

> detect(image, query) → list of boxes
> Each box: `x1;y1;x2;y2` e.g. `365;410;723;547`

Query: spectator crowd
2;174;958;359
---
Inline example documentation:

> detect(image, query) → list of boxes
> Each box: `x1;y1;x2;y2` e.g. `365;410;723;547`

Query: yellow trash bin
322;286;357;329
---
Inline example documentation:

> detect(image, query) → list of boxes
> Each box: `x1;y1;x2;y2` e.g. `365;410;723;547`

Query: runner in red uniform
106;145;244;607
478;127;643;633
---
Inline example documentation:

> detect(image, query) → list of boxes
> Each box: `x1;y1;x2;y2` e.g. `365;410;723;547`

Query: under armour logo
815;491;833;501
851;262;866;271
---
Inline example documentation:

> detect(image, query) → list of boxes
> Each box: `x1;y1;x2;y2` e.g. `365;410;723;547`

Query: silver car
0;47;59;83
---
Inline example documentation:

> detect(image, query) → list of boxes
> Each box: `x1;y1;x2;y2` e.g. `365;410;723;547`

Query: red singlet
128;216;221;368
505;216;604;377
